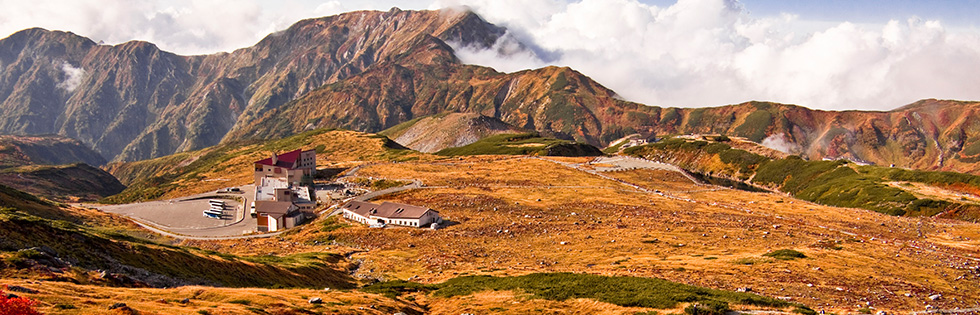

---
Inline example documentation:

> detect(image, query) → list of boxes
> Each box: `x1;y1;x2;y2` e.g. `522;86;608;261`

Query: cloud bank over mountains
2;0;979;110
443;0;980;110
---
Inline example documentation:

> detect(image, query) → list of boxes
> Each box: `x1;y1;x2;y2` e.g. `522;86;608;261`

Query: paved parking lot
100;197;240;228
98;185;260;237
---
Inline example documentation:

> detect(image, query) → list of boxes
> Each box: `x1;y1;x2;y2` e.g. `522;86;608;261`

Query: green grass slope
364;273;809;314
626;138;980;220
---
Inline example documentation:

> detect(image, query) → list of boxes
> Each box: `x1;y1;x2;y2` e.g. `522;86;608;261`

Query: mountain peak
0;8;513;162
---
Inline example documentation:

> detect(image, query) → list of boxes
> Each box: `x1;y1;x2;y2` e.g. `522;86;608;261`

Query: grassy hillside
625;138;980;220
365;273;804;313
103;129;428;204
0;163;124;201
273;155;980;312
435;133;602;157
0;186;354;289
0;135;106;168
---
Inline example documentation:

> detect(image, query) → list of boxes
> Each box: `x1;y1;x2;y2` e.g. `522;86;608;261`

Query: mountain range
1;8;980;174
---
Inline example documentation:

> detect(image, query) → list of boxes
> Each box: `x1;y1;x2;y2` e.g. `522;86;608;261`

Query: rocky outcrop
381;113;525;153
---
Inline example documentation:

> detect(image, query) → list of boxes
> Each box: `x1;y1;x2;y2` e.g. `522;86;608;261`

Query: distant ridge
0;134;105;167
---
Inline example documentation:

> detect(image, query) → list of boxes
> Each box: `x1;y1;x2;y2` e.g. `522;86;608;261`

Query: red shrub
0;286;42;315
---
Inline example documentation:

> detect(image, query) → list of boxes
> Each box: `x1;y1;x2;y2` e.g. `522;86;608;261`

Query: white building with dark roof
341;201;441;228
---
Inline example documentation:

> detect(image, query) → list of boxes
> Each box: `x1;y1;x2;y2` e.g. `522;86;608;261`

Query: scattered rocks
929;294;942;301
309;297;323;304
736;287;752;292
180;298;191;304
108;303;127;310
5;285;38;294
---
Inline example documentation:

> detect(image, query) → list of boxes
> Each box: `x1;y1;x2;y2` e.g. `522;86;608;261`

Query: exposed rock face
0;9;505;162
382;113;525;153
0;134;106;167
229;62;643;148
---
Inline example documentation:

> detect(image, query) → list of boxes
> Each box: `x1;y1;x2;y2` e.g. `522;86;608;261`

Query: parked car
217;187;243;193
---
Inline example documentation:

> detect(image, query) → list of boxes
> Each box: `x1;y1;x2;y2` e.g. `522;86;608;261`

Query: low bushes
763;249;807;260
363;272;793;310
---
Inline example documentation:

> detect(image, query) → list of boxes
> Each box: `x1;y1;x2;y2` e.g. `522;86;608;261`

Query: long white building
341;201;441;228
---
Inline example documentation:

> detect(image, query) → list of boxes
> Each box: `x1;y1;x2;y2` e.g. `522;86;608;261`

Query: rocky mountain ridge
0;8;506;162
1;8;979;174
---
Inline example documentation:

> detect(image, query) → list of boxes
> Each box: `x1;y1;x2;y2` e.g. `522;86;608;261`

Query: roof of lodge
342;201;437;219
254;149;313;169
255;177;289;201
254;201;296;217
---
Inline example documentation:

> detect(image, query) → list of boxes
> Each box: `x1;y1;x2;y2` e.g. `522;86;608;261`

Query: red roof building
252;148;317;232
253;149;316;187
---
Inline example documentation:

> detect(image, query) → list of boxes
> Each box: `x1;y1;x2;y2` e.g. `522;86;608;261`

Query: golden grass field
6;151;980;314
0;278;422;314
171;155;980;314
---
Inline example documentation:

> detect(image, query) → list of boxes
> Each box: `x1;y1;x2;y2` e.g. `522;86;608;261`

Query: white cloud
2;0;980;110
56;61;85;92
314;1;348;16
0;0;399;55
760;133;800;154
439;0;980;110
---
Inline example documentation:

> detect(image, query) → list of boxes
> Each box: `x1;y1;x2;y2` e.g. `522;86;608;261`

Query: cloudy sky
1;0;978;110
